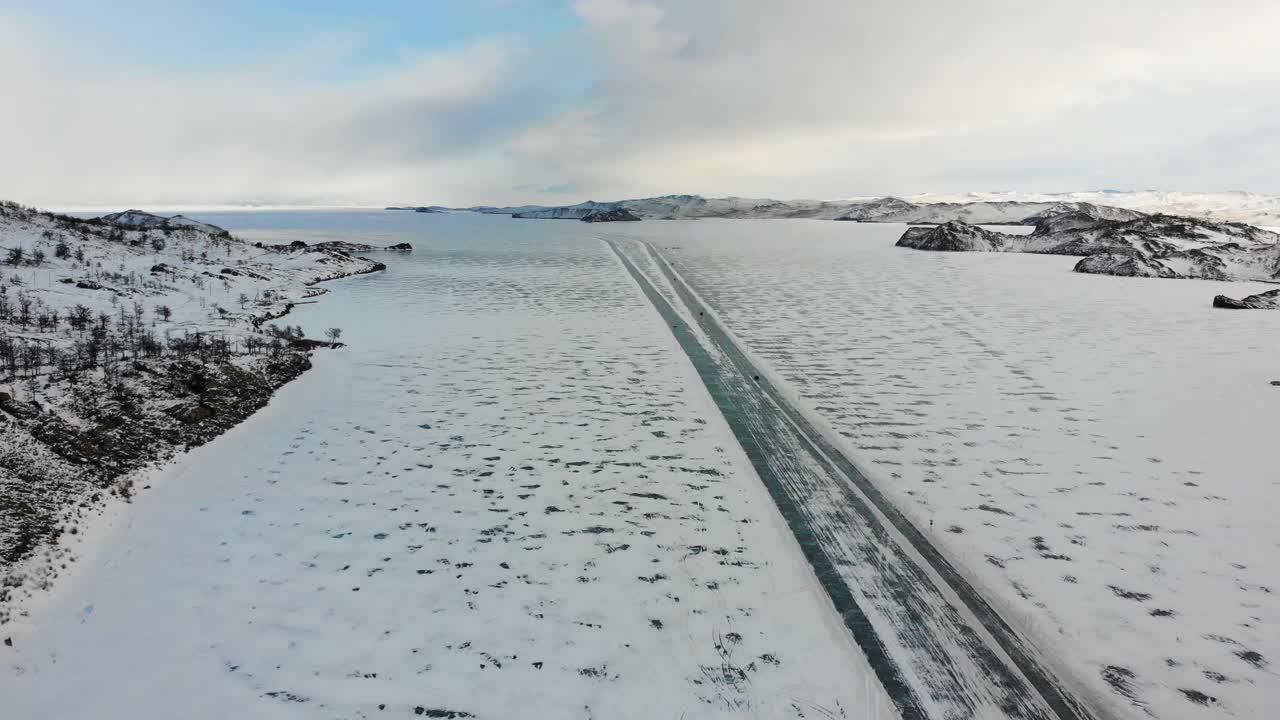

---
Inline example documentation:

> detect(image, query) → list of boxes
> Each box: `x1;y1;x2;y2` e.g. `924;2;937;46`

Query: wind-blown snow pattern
1;212;895;720
593;219;1280;720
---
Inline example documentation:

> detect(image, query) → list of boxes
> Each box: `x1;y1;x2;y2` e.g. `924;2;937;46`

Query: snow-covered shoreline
0;203;394;621
2;216;901;719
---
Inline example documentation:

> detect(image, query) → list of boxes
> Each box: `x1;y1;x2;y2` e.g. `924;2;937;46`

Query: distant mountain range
389;191;1280;226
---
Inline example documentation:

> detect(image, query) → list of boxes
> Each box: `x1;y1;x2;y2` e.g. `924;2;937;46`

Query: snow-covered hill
898;213;1280;291
0;201;391;598
903;190;1280;227
96;209;231;237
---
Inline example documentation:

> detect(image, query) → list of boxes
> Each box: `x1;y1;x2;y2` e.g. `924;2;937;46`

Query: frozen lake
597;219;1280;720
4;212;1278;720
2;212;894;720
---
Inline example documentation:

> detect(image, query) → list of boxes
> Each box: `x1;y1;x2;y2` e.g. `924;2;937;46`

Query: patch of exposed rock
580;208;641;222
897;221;1009;251
311;240;375;254
897;215;1280;284
1073;253;1177;278
1213;288;1280;309
1;352;311;578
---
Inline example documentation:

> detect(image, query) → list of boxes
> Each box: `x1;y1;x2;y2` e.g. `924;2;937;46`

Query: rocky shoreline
896;210;1280;306
0;203;393;621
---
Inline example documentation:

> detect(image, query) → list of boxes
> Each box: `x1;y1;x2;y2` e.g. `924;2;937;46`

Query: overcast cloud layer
5;0;1280;207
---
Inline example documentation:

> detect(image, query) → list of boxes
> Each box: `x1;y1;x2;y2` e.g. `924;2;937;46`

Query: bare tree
68;304;92;331
325;327;342;344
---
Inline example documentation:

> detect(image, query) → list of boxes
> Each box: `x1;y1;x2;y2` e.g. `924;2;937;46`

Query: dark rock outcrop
897;212;1280;284
1073;253;1175;278
580;208;641;223
220;267;271;281
1213;288;1280;309
0;391;39;420
896;221;1008;251
1;352;314;570
310;240;375;254
385;242;413;251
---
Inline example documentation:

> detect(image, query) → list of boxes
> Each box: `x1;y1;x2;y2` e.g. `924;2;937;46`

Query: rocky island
896;209;1280;303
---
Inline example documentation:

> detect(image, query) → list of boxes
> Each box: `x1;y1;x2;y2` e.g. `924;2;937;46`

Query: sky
4;0;1280;207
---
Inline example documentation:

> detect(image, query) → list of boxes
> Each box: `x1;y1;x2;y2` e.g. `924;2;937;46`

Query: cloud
6;2;1280;206
511;0;1280;198
0;19;531;207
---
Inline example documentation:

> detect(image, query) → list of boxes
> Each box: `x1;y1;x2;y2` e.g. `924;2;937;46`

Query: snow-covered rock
580;208;641;222
1073;253;1177;278
905;189;1280;227
896;221;1010;251
1213;287;1280;309
898;213;1280;284
97;209;229;237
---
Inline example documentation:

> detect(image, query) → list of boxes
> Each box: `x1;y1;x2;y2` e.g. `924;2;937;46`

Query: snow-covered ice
596;219;1280;720
1;212;895;720
8;210;1279;720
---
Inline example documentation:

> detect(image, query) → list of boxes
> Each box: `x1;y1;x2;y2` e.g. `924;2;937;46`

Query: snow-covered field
1;213;894;719
595;219;1280;720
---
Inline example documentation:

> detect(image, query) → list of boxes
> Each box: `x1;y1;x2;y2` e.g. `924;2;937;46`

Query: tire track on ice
603;238;1102;720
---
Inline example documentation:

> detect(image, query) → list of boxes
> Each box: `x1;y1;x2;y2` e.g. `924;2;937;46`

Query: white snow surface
593;219;1280;720
2;213;895;720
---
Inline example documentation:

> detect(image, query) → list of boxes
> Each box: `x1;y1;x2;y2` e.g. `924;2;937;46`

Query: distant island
385;206;448;213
